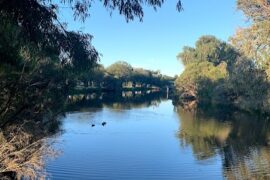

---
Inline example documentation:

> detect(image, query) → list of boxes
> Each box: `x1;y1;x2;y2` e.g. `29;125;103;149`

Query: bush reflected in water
176;104;270;179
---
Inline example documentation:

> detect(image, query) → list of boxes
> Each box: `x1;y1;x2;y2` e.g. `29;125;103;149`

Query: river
41;92;270;179
1;91;270;179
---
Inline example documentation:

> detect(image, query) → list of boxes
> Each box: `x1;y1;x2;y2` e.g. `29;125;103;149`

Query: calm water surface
44;94;270;180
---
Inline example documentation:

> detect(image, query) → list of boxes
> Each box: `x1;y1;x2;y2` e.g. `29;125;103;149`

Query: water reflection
176;105;270;179
67;91;168;111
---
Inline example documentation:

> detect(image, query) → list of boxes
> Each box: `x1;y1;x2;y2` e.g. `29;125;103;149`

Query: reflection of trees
177;107;231;160
67;91;167;111
0;115;61;179
223;147;270;180
176;105;270;179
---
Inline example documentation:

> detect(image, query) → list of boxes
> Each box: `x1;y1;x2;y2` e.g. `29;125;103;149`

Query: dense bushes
175;35;270;113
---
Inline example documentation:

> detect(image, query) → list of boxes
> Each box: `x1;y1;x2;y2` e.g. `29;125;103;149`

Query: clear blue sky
59;0;246;76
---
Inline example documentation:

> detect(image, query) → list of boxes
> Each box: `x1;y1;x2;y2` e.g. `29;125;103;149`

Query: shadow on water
175;103;270;179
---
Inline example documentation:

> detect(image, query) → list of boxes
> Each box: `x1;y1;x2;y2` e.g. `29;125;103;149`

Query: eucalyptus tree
175;36;238;100
230;0;270;75
178;36;238;67
177;46;197;66
227;0;270;111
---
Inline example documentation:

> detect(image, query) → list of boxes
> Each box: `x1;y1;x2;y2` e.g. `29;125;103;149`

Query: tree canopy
231;0;270;76
177;36;238;67
0;0;183;74
175;32;270;112
106;61;133;79
237;0;270;22
77;60;174;91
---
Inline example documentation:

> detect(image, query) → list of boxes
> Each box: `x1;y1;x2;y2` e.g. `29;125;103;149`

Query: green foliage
77;61;174;91
175;35;234;101
231;0;270;77
177;46;197;66
106;61;133;80
175;33;270;112
228;58;269;111
177;36;238;67
175;61;228;101
228;0;270;111
196;35;224;65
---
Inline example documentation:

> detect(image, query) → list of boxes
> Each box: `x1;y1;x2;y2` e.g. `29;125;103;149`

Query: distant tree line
77;61;175;91
175;0;270;113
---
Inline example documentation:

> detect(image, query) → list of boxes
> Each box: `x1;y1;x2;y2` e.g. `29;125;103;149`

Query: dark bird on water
102;122;107;126
91;124;95;127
